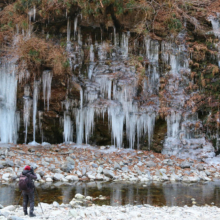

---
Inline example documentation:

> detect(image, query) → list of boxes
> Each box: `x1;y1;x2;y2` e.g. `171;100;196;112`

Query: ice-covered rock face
0;16;216;160
0;63;19;144
160;34;215;160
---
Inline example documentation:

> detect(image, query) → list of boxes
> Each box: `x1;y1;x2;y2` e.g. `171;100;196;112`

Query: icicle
33;5;36;22
38;111;44;143
42;70;53;111
108;105;124;149
80;88;83;109
67;17;71;43
95;75;112;100
90;44;94;62
74;16;78;40
121;32;129;58
32;80;40;142
113;26;117;46
0;63;18;143
78;27;82;46
145;36;159;63
63;112;73;143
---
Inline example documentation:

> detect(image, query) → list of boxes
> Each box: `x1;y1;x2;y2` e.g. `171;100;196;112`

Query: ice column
108;105;124;149
32;80;40;142
121;32;129;58
42;70;53;111
0;63;18;143
23;85;32;144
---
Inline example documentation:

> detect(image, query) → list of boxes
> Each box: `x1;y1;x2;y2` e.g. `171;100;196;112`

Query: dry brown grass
16;36;70;76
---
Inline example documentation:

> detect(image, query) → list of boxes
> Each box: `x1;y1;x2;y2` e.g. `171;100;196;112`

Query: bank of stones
0;143;220;184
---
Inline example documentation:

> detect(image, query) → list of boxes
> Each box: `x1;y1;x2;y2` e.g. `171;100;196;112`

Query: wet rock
180;161;191;169
145;161;156;167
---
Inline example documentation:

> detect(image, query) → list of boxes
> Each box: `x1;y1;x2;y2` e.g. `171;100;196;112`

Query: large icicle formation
0;62;19;143
42;70;53;111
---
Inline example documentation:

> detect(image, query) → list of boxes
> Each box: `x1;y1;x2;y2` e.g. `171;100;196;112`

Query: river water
1;181;220;207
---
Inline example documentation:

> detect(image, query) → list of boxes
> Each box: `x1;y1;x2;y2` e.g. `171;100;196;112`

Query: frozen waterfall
0;62;19;143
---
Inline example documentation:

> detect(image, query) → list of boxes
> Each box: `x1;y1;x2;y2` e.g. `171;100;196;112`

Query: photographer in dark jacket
20;166;37;217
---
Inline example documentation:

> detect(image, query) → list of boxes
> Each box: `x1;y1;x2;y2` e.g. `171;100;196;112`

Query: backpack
19;175;29;191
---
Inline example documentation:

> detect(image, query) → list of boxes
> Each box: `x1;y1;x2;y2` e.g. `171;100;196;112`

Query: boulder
103;169;115;178
114;162;121;170
180;161;191;169
60;162;74;173
65;175;79;181
53;173;64;181
145;161;156;167
97;166;103;173
75;193;85;200
66;157;75;165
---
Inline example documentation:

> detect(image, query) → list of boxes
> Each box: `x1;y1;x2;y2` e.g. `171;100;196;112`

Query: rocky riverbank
1;201;220;220
1;143;220;184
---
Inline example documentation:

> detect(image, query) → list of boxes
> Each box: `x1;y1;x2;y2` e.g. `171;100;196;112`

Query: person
20;165;37;217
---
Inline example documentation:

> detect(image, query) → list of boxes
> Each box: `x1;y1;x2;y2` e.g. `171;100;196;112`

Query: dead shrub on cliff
16;36;70;76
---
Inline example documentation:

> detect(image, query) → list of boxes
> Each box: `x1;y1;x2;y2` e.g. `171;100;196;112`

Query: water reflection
1;181;220;207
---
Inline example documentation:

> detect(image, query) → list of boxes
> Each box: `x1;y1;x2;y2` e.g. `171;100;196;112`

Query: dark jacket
21;170;37;191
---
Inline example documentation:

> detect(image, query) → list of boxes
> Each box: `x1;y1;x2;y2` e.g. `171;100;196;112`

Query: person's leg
22;192;28;215
29;191;36;217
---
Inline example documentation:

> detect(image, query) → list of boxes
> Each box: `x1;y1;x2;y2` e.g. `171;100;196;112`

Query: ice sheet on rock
208;15;220;38
95;74;112;100
145;37;159;63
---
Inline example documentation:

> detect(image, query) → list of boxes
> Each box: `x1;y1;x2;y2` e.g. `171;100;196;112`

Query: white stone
65;175;79;181
46;177;53;182
53;173;64;181
75;193;85;200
